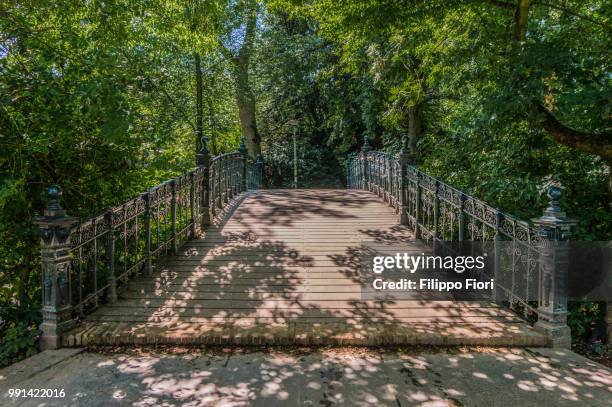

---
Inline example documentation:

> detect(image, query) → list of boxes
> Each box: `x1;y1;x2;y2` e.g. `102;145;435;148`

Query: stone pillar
532;186;576;348
239;136;248;192
361;134;372;190
34;186;78;350
196;136;211;227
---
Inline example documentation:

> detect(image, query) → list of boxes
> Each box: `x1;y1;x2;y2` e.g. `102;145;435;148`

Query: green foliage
0;321;40;368
568;302;602;341
0;0;240;364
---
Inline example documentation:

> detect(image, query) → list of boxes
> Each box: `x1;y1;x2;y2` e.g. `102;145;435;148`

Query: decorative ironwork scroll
38;147;262;337
347;149;575;335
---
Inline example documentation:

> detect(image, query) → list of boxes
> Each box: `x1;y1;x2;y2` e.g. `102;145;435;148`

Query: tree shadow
9;347;611;406
64;189;545;347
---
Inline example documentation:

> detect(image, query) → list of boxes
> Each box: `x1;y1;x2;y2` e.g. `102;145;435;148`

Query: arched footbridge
35;139;575;349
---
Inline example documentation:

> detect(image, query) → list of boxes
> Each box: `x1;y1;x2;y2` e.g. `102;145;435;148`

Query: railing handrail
347;147;575;348
35;141;263;350
211;151;242;163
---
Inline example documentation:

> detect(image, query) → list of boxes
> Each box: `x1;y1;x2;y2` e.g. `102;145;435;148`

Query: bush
568;302;603;343
0;320;40;368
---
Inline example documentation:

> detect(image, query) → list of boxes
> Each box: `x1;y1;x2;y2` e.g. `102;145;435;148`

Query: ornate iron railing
35;140;262;349
347;148;575;346
64;167;205;318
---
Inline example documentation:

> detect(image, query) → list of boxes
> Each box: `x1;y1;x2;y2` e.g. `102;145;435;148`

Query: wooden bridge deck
63;189;546;347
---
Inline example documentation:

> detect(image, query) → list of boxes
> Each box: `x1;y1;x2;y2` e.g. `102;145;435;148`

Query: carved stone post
35;186;77;350
396;137;410;225
196;136;211;227
361;134;371;190
532;186;576;348
239;136;248;192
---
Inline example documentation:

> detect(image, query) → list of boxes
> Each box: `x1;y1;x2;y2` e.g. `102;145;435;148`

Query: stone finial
199;135;209;154
196;136;210;167
361;134;372;153
400;134;408;154
532;185;575;237
44;185;66;218
397;135;410;165
545;185;562;216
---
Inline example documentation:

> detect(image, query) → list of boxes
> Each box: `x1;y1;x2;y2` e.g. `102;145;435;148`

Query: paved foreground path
1;347;610;406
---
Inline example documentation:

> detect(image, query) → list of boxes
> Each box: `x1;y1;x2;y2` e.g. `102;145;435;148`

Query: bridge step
63;320;546;347
62;189;547;348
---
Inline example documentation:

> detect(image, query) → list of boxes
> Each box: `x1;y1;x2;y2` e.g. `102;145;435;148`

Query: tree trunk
207;94;217;155
538;104;612;196
514;0;531;42
538;105;612;162
195;52;203;153
233;57;261;158
407;103;422;163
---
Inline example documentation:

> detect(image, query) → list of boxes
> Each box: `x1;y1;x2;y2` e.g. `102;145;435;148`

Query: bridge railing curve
34;137;262;349
347;147;575;348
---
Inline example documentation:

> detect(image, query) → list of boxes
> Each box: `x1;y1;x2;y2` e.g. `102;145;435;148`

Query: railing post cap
361;134;372;152
34;185;77;227
532;186;576;234
397;135;413;164
196;136;210;166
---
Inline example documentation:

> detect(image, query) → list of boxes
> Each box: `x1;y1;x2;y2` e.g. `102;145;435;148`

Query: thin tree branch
218;40;234;62
537;104;612;161
482;0;516;10
145;77;196;132
532;1;611;31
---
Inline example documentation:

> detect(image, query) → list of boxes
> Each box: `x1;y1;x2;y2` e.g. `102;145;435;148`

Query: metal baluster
458;193;466;241
216;163;222;209
196;136;211;226
144;192;152;276
397;145;409;225
415;174;422;239
93;220;98;308
239;138;248;192
106;210;117;303
77;241;83;317
171;179;177;255
433;181;440;240
493;209;502;303
189;172;196;238
123;205;127;279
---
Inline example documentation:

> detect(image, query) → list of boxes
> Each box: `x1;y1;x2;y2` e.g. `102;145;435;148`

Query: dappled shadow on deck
63;189;545;346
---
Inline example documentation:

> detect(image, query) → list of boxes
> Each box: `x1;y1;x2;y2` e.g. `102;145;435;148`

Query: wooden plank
96;298;510;310
66;189;544;347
